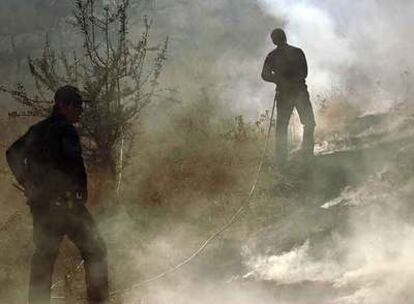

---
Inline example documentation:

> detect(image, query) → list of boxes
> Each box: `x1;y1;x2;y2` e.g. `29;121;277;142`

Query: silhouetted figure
6;86;109;304
262;28;316;167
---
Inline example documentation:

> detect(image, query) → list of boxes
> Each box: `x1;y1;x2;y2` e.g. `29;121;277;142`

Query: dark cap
54;85;88;105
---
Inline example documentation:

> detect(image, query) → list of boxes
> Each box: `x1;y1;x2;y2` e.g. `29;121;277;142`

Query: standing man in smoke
261;28;316;167
6;85;109;304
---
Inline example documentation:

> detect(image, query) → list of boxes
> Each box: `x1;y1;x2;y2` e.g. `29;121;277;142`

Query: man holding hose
261;28;316;168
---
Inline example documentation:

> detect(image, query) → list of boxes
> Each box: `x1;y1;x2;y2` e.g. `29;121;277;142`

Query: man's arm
5;128;31;187
297;49;308;80
261;53;278;84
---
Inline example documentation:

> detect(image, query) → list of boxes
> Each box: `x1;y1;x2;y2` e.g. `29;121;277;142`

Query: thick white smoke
246;210;414;303
258;0;354;92
258;0;414;111
244;168;414;303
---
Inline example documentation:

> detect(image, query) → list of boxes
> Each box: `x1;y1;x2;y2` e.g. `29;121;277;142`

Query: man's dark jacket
7;112;87;205
262;43;308;90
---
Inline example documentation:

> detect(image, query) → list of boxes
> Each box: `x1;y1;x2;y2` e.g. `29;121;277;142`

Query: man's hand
261;54;278;84
261;68;278;84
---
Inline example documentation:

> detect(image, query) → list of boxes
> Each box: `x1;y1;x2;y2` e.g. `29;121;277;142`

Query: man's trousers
275;86;316;166
29;201;109;304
